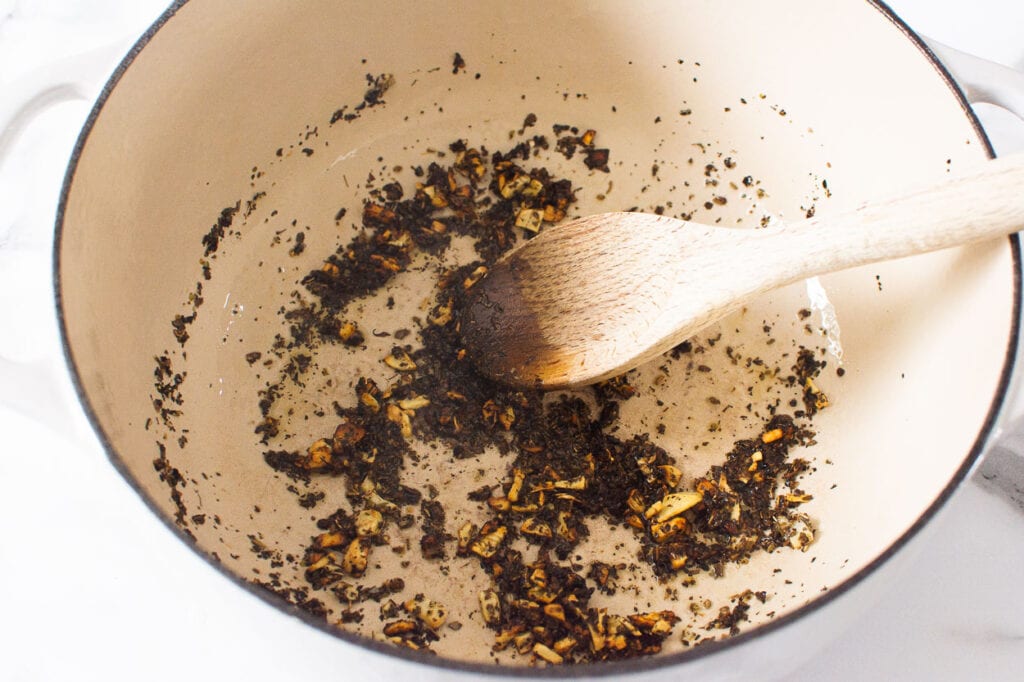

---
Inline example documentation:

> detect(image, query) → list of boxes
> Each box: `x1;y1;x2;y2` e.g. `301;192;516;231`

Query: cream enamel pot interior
55;1;1020;678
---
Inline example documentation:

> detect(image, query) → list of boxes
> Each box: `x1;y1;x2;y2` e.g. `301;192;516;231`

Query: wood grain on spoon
462;153;1024;389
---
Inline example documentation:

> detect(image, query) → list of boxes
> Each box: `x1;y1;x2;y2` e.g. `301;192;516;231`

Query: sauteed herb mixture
250;124;826;662
148;69;831;664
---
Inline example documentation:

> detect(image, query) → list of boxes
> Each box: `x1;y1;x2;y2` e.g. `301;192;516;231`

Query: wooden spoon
461;153;1024;389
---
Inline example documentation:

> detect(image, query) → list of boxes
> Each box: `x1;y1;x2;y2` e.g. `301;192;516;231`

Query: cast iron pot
36;1;1024;678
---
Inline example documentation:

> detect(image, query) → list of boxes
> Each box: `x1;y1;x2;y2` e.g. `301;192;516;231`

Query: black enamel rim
53;1;1021;677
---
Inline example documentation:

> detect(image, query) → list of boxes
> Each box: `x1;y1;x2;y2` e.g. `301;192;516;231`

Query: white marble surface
1;1;1022;680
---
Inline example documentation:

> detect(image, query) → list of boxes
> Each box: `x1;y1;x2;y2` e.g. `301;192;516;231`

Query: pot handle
0;42;132;164
0;42;132;441
924;38;1024;122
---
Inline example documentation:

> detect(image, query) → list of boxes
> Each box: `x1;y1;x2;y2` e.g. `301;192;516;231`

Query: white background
1;1;1023;680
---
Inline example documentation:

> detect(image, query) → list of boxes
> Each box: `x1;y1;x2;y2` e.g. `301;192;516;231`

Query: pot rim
52;0;1022;676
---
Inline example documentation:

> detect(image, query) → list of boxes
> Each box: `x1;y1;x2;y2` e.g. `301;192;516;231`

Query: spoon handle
764;152;1024;285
